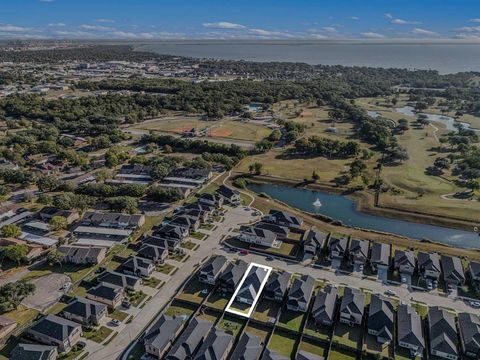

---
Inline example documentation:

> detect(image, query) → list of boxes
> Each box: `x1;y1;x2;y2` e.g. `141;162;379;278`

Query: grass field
304;318;332;341
268;330;297;358
130;116;271;141
164;301;196;319
156;263;176;275
328;348;357;360
218;315;245;336
299;339;327;358
177;278;211;304
205;292;229;310
333;323;362;350
253;299;280;323
84;326;114;343
277;308;305;332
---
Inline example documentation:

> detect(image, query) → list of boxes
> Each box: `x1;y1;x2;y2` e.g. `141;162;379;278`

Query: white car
470;301;480;308
384;289;396;296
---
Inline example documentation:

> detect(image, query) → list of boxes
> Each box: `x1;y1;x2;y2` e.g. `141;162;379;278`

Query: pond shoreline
236;173;476;232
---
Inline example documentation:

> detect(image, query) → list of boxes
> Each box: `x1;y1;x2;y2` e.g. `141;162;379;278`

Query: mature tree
248;162;263;175
349;159;367;179
49;216;68;231
106;196;138;214
1;224;21;238
2;245;28;266
312;171;320;182
0;281;35;312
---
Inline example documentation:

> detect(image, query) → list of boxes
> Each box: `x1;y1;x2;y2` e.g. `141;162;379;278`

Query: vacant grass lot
177;278;212;304
268;330;297;358
130;116;271;141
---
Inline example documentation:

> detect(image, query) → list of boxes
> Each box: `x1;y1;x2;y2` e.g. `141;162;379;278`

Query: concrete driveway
22;273;71;312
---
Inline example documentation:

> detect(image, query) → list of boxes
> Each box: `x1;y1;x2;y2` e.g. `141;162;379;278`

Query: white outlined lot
225;262;272;318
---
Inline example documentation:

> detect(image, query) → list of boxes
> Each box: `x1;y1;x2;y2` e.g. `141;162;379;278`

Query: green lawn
180;241;198;250
109;309;129;322
156;263;176;275
47;301;69;315
244;323;271;341
200;223;215;230
268;330;296;358
333;323;362;350
2;304;39;327
299;339;327;358
303;318;332;341
128;290;147;307
253;299;280;324
83;326;114;343
411;301;429;318
328;348;356;360
277;309;305;332
205;292;229;310
191;231;207;241
22;262;95;284
218;315;245;336
169;253;187;262
177;278;212;304
142;276;162;288
164;302;196;319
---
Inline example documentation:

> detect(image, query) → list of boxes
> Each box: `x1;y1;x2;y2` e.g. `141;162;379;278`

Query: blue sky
1;0;480;40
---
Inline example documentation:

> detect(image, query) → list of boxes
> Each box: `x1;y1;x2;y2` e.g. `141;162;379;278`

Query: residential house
73;225;132;242
61;297;107;327
11;344;58;360
194;327;234;360
441;255;465;287
255;222;289;238
109;164;153;185
267;210;303;229
144;315;183;359
458;312;480;358
80;212;145;229
264;271;291;303
311;285;338;328
169;215;200;232
368;294;394;344
303;228;328;255
236;266;270;305
198;193;224;208
143;236;180;253
218;260;248;294
163;168;212;187
230;332;263;360
370;242;390;270
0;238;43;261
216;185;241;206
27;314;82;353
58;245;106;265
122;256;155;278
97;270;141;291
394;250;416;277
339;288;365;326
286;275;314;312
469;262;480;291
0;316;16;341
239;226;279;248
198;255;228;285
86;284;124;309
39;207;79;224
137;244;168;264
165;318;213;360
152;224;189;241
418;252;441;283
397;304;425;357
349;239;369;268
328;236;348;261
262;349;290;360
428;306;459;360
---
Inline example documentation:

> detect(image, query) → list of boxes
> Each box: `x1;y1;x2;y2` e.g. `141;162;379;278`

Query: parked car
470;301;480;308
384;289;396;296
110;319;121;326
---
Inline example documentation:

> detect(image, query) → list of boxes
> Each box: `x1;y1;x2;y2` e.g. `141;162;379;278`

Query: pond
248;183;480;249
395;106;477;132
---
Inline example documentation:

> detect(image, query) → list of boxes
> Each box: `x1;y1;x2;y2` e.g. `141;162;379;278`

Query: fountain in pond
313;198;322;207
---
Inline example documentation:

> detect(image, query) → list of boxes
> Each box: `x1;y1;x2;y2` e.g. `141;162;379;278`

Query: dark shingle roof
144;314;182;351
62;297;106;320
370;242;390;266
349;239;369;261
394;250;415;268
458;312;480;356
311;285;338;324
470;261;480;279
166;318;212;360
397;304;424;348
368;294;394;342
194;327;234;360
236;266;269;302
288;275;314;305
230;333;263;360
10;343;57;360
29;314;80;342
97;270;140;289
137;244;167;260
265;271;291;298
441;255;465;283
418;252;441;274
340;288;365;317
219;260;248;289
200;256;227;278
87;284;122;301
428;306;458;357
262;349;290;360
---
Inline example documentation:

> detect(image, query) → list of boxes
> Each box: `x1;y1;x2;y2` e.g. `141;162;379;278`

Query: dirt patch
210;128;233;137
22;273;71;312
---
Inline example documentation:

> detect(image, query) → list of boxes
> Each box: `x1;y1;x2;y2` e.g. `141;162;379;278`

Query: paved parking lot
22;273;71;312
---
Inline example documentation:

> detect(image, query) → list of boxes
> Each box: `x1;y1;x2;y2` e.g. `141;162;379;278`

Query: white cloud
390;18;421;25
322;26;337;33
384;13;393;19
349;16;359;20
109;31;184;39
454;33;480;39
468;18;480;23
80;24;114;31
248;28;294;38
411;28;439;37
53;30;96;38
95;18;115;23
0;24;31;32
40;0;54;2
311;33;328;39
48;22;65;27
360;32;385;39
455;26;480;33
202;21;245;30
